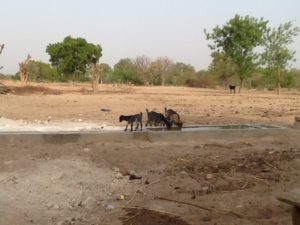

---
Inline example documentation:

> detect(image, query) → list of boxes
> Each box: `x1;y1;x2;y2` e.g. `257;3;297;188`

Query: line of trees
1;15;299;93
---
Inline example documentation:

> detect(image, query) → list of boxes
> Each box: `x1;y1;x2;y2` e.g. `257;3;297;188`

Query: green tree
112;58;140;84
46;36;102;81
169;62;196;85
261;22;300;94
100;63;113;83
205;15;268;92
27;60;60;82
208;51;236;89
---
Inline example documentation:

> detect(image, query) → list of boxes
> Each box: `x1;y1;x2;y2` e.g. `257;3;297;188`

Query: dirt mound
121;208;191;225
11;85;61;95
165;148;300;194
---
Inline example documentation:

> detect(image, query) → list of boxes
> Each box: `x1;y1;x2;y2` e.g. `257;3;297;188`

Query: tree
208;51;236;89
149;57;174;86
0;44;4;70
19;54;31;82
169;62;196;85
27;60;60;82
133;55;151;85
100;63;113;83
261;22;300;94
205;15;268;92
46;36;102;80
91;63;101;92
112;58;139;84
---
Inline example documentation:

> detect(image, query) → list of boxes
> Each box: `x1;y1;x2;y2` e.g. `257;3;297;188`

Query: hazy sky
1;0;300;74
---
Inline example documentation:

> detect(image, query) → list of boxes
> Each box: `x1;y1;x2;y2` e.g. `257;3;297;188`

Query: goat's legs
130;123;134;132
124;124;129;132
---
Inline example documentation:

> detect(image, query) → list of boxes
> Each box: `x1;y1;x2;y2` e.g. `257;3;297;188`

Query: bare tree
0;44;4;70
19;54;31;82
92;63;101;92
133;55;151;85
150;57;174;86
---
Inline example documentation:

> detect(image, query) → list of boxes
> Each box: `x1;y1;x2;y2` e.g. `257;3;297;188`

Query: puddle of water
146;124;284;132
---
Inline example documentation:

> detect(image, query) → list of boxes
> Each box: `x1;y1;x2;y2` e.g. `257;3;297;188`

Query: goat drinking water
146;109;171;129
165;107;183;129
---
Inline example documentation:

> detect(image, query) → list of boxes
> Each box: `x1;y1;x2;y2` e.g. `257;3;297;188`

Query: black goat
165;107;183;129
229;85;236;94
119;112;143;132
145;109;171;129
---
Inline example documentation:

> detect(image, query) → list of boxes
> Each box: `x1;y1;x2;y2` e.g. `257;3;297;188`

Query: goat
146;109;171;129
165;107;183;129
229;85;236;94
119;112;143;132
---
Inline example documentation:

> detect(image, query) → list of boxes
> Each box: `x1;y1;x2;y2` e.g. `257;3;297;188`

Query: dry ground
0;80;300;225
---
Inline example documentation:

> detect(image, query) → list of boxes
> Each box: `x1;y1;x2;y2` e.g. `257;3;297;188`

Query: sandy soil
0;80;300;225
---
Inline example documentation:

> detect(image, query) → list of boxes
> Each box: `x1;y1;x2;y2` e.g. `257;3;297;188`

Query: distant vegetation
1;15;300;92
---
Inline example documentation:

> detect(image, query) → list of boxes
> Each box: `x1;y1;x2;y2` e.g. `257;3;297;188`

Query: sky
1;0;300;74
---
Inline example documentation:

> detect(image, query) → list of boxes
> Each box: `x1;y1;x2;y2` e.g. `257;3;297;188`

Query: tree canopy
205;15;268;92
46;36;102;79
261;21;300;94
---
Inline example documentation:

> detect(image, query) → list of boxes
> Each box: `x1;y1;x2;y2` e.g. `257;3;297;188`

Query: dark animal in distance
229;85;236;94
165;107;183;129
119;112;143;132
145;109;171;129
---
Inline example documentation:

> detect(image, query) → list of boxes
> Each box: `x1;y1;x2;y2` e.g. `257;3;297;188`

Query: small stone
112;167;120;172
46;203;53;209
53;204;60;210
83;148;90;152
202;186;209;192
206;174;214;180
105;204;115;210
115;172;123;179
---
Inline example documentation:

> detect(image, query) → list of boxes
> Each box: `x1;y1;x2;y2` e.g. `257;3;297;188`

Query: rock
53;204;60;210
112;167;120;173
46;203;53;209
202;186;209;193
105;204;115;210
101;108;111;112
206;174;214;180
115;172;123;179
83;148;90;152
129;170;142;180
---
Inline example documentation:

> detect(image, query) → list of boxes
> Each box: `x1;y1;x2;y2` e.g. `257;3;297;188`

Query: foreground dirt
0;81;300;225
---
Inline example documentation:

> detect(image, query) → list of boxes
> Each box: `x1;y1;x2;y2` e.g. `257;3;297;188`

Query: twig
241;180;249;189
249;175;271;186
123;189;139;208
262;159;277;169
154;196;213;212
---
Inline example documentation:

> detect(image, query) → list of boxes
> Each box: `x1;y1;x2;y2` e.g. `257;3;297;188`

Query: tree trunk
276;69;281;95
161;76;165;86
92;63;101;92
238;78;244;93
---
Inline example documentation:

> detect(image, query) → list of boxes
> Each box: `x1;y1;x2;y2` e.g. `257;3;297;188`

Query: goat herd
119;107;183;132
